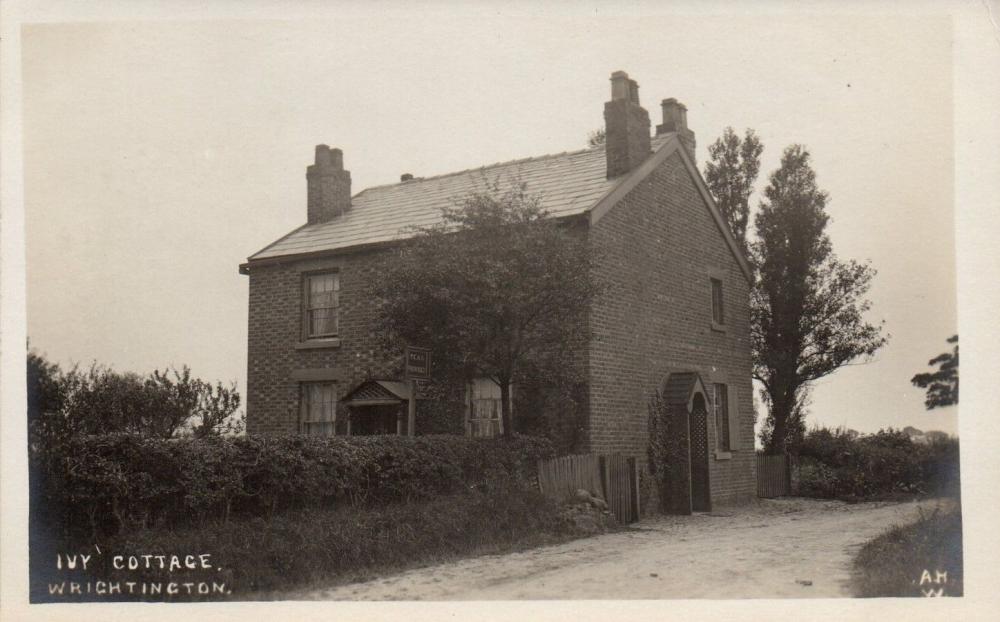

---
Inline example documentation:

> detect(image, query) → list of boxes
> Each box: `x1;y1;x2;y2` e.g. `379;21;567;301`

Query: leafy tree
371;181;602;438
911;335;959;409
703;127;763;253
752;145;888;454
27;349;70;447
26;349;242;440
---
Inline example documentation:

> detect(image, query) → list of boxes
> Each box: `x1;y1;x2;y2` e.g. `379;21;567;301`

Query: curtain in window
301;382;336;436
307;273;339;337
469;378;503;438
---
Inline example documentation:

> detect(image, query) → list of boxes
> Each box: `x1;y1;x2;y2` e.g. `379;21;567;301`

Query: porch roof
341;379;412;407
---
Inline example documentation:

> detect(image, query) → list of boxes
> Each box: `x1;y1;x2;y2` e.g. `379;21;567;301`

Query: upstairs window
304;272;339;338
710;277;725;327
300;382;336;437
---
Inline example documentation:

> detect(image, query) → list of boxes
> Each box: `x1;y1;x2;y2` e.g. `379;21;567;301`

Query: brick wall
587;150;756;506
246;247;403;435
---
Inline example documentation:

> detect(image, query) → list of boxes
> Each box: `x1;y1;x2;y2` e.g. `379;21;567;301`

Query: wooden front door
689;394;711;512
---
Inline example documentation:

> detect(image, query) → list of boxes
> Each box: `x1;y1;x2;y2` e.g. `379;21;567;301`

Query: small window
304;272;339;339
300;382;336;436
711;278;725;326
712;383;730;452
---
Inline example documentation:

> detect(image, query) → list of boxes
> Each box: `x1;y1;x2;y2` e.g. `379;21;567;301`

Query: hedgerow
38;433;554;538
795;427;960;500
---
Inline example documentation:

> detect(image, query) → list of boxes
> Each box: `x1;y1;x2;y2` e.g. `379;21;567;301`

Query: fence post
785;453;792;496
629;457;640;521
598;455;608;502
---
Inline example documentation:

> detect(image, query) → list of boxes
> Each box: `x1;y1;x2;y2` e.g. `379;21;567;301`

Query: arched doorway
660;371;713;514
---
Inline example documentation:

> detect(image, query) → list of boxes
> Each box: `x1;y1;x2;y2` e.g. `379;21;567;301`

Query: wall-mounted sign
405;346;431;380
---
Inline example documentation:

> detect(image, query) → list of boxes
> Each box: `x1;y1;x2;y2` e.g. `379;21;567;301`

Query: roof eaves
239;212;590;273
244;222;311;266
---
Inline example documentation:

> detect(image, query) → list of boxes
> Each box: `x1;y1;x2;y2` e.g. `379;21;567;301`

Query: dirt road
298;497;947;600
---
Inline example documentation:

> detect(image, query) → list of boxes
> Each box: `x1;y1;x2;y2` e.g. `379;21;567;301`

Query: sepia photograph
2;1;999;620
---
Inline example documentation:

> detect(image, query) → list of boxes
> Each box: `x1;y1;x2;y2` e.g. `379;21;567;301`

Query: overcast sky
22;6;958;436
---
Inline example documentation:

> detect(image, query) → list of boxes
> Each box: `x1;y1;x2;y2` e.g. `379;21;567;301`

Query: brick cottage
240;71;756;506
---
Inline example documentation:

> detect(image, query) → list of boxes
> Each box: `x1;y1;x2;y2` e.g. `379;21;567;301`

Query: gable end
589;136;754;283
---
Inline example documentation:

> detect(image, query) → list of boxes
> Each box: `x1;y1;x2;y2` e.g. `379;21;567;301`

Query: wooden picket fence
756;452;791;498
537;453;641;524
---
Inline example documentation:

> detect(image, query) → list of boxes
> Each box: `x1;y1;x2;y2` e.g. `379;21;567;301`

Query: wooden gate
537;453;640;524
600;455;641;524
756;452;791;498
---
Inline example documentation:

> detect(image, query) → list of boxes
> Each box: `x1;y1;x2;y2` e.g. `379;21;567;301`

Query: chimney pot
604;71;651;178
656;98;696;161
315;144;331;165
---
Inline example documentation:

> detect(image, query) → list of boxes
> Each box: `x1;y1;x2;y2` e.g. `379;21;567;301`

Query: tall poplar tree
752;145;887;454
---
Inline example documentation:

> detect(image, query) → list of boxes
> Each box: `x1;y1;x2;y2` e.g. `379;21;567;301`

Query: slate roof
247;135;673;262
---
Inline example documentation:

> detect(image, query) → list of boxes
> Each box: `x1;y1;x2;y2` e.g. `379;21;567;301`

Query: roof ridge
355;144;603;196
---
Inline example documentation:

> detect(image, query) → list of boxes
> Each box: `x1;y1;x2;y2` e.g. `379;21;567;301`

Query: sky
21;6;959;437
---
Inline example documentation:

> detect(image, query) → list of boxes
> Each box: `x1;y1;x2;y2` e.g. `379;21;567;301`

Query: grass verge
851;503;962;597
34;487;609;602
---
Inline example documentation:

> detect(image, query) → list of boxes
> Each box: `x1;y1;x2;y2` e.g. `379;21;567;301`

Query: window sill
714;451;733;461
295;338;341;350
710;322;727;333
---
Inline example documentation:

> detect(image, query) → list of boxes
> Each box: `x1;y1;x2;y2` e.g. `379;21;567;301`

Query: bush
27;350;244;442
41;432;555;539
36;487;583;601
795;427;960;501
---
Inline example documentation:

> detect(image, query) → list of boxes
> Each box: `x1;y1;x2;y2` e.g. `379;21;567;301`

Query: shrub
42;432;554;538
27;350;244;441
795;426;960;501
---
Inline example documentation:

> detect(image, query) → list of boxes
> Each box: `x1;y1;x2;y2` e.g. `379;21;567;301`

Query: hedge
795;428;960;500
36;433;555;538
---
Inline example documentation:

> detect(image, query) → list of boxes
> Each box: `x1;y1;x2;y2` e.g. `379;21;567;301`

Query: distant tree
27;349;71;453
587;128;606;147
752;145;888;454
26;349;242;440
371;181;602;437
190;378;245;437
911;334;959;409
703;127;763;253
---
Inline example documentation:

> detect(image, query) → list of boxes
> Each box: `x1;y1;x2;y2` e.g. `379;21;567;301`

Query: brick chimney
656;98;696;162
604;71;651;179
307;145;351;224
